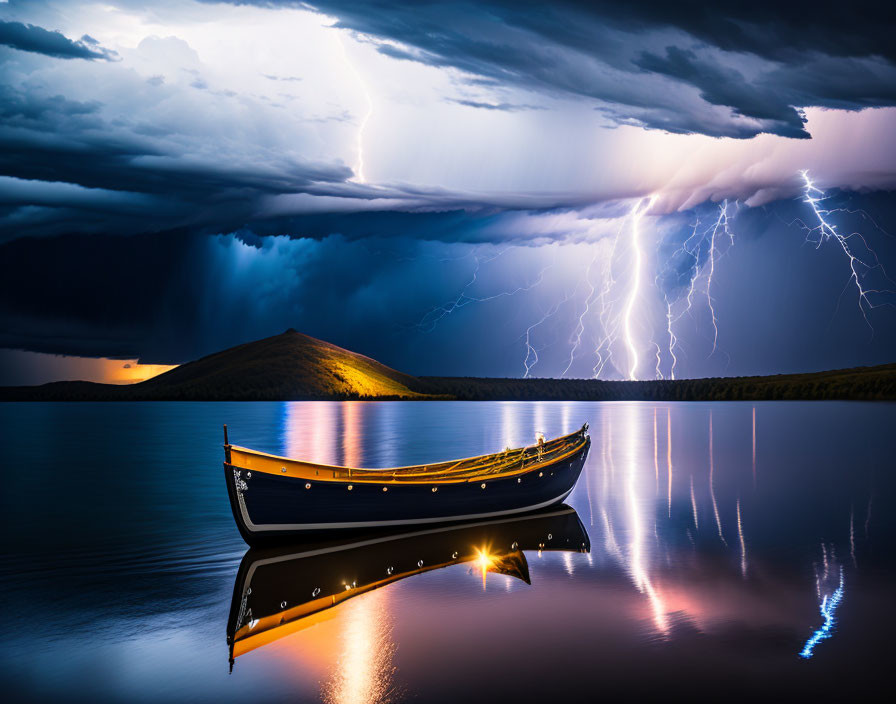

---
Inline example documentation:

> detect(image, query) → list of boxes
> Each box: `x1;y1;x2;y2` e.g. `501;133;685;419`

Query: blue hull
225;437;590;544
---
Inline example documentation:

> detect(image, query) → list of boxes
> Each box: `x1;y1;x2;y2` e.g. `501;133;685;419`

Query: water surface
1;401;893;702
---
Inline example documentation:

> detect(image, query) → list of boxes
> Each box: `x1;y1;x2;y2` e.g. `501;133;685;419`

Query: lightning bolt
561;249;599;377
704;200;732;355
657;199;736;378
664;301;679;380
593;205;640;379
416;247;553;333
797;170;895;331
622;196;655;381
333;30;374;183
522;284;578;378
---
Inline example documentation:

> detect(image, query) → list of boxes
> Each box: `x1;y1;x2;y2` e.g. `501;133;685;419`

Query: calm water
1;401;894;702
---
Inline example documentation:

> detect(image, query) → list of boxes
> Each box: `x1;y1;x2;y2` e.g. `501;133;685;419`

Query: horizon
3;326;893;389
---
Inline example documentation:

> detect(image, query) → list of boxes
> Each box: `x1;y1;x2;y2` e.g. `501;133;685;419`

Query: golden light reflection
285;402;339;463
475;547;495;590
322;590;396;704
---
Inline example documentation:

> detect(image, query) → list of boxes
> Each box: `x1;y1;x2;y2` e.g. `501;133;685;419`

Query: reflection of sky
2;400;891;701
272;400;866;647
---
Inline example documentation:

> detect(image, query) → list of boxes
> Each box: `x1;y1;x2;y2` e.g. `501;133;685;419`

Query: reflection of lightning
752;405;757;487
624;405;669;635
666;408;672;518
690;475;698;530
736;498;747;578
622;197;655;381
708;412;728;547
333;31;374;183
800;564;845;659
797;170;895;330
653;408;659;494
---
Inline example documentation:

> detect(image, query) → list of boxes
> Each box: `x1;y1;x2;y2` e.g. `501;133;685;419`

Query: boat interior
226;424;589;484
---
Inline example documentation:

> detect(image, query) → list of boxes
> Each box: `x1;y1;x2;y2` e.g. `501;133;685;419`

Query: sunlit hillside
136;329;427;400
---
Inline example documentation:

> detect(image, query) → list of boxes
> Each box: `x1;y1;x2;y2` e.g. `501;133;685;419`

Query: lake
1;401;893;702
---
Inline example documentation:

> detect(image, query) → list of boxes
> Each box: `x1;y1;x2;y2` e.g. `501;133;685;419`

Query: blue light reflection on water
800;566;846;659
0;400;893;702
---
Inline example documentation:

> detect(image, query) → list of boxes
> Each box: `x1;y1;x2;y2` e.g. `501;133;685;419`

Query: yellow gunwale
227;426;589;485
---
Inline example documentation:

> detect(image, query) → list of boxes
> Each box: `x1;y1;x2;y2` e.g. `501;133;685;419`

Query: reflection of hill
1;328;893;400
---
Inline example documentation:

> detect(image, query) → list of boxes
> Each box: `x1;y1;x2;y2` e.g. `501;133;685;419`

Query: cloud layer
0;19;118;60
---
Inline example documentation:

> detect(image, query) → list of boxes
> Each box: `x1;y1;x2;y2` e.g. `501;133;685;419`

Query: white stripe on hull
241;488;575;533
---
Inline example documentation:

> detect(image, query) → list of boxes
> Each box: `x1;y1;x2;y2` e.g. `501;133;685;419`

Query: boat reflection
227;505;590;667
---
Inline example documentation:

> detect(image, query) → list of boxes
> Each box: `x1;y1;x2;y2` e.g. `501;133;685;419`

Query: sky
1;0;895;384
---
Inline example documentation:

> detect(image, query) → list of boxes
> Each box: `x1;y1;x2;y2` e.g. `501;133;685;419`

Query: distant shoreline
2;330;893;402
2;365;894;402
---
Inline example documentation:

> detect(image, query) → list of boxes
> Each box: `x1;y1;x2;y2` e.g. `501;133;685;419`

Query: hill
1;330;894;401
0;329;429;401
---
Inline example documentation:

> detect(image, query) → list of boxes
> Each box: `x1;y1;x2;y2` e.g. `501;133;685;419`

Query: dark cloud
446;98;543;112
0;79;358;240
1;192;894;379
0;20;118;60
634;47;811;139
281;0;896;139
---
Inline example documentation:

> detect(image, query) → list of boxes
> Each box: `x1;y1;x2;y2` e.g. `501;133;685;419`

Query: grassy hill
0;329;429;401
1;330;894;401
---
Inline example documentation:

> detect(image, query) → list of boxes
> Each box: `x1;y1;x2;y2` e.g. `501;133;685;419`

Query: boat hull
225;437;590;544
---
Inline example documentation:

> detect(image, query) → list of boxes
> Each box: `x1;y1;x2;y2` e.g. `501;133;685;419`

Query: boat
226;505;590;666
223;423;590;544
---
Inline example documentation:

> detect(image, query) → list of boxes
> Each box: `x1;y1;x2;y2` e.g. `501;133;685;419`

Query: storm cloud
295;0;896;139
0;0;895;379
0;19;117;60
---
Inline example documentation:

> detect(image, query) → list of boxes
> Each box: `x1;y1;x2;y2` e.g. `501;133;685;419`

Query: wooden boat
226;505;590;666
223;423;590;544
